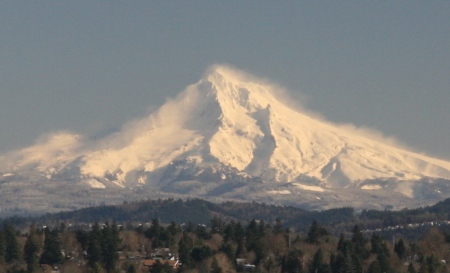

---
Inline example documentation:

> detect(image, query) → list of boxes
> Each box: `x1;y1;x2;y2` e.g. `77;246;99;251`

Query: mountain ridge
1;65;450;214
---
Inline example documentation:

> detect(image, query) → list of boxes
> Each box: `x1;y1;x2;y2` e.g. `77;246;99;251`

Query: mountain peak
196;65;278;116
2;66;450;213
203;64;247;84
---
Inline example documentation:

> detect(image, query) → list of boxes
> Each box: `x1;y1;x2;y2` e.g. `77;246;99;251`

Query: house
236;259;256;271
40;264;60;273
143;259;180;270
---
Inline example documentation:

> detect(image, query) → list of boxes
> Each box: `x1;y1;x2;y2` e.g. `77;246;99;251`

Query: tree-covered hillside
1;210;450;273
3;197;450;237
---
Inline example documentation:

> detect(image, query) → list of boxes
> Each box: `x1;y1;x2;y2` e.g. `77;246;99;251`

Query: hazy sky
1;2;449;160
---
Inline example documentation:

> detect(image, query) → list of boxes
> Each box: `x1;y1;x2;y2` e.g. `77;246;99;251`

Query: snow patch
266;189;291;195
293;183;326;192
361;185;382;190
84;178;106;189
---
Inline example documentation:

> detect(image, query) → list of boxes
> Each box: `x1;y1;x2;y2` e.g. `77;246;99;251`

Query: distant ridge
5;197;450;239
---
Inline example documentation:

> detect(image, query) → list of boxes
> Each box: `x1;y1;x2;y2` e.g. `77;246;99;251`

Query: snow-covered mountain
2;65;450;214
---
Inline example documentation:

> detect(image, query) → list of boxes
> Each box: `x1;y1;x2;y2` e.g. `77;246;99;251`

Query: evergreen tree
408;262;417;273
210;257;223;273
234;221;245;241
89;263;105;273
370;234;390;257
342;251;356;273
245;219;260;250
210;216;224;235
195;224;211;240
0;229;5;261
394;239;406;259
191;245;213;262
167;221;181;237
351;225;365;247
418;259;428;273
245;219;266;264
223;221;235;243
351;225;369;260
258;220;267;237
273;218;284;234
307;220;320;244
377;253;391;273
307;220;327;244
234;222;246;257
330;253;344;273
126;263;137;273
265;256;277;273
101;222;121;273
309;248;331;273
75;229;89;250
146;218;163;248
24;231;40;273
87;222;103;268
135;224;144;234
426;255;439;273
337;233;346;253
235;240;245;259
352;254;363;273
339;240;354;257
166;221;180;248
152;260;174;273
178;232;193;268
333;247;356;273
39;228;63;265
4;224;20;263
367;260;382;273
283;250;303;273
185;221;195;233
59;222;67;232
220;243;236;265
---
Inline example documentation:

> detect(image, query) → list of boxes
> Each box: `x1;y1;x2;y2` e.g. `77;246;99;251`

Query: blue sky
1;2;449;160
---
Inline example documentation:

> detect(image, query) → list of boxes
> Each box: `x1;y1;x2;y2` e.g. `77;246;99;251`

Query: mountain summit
2;65;450;214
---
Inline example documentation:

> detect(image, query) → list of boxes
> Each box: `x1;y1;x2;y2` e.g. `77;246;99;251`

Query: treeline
1;216;450;273
0;199;355;233
2;197;450;246
0;222;121;273
3;197;450;237
359;197;450;227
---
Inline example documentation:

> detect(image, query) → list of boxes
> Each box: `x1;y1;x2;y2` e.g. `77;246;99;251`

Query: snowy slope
77;65;450;185
2;65;450;211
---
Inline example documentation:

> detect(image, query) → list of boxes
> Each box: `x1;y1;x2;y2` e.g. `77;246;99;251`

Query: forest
1;198;450;273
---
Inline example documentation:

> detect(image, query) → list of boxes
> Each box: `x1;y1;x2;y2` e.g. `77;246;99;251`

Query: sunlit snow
293;183;326;192
1;65;450;197
83;178;106;189
361;185;383;190
267;189;291;195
